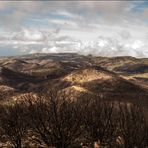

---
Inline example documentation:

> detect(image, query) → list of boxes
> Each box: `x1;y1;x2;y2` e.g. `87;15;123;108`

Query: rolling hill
0;53;147;106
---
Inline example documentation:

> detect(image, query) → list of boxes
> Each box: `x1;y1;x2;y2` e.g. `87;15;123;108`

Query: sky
0;1;148;57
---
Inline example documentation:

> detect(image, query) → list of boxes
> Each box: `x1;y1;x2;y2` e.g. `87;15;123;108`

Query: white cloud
0;1;148;57
0;27;148;58
23;29;43;41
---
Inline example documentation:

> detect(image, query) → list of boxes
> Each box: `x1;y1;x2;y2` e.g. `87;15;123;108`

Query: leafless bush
0;103;29;148
0;90;147;148
81;98;117;147
27;90;83;148
117;103;148;148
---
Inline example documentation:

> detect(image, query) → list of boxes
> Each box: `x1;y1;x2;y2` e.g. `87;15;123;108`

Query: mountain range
0;53;147;108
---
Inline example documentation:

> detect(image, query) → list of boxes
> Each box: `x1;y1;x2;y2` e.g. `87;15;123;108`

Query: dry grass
63;69;112;84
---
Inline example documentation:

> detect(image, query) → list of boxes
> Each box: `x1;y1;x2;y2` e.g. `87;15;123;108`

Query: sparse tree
82;98;117;147
28;90;83;148
0;103;28;148
117;103;148;148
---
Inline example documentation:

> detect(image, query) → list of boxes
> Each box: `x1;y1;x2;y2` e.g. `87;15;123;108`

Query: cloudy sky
0;1;148;57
